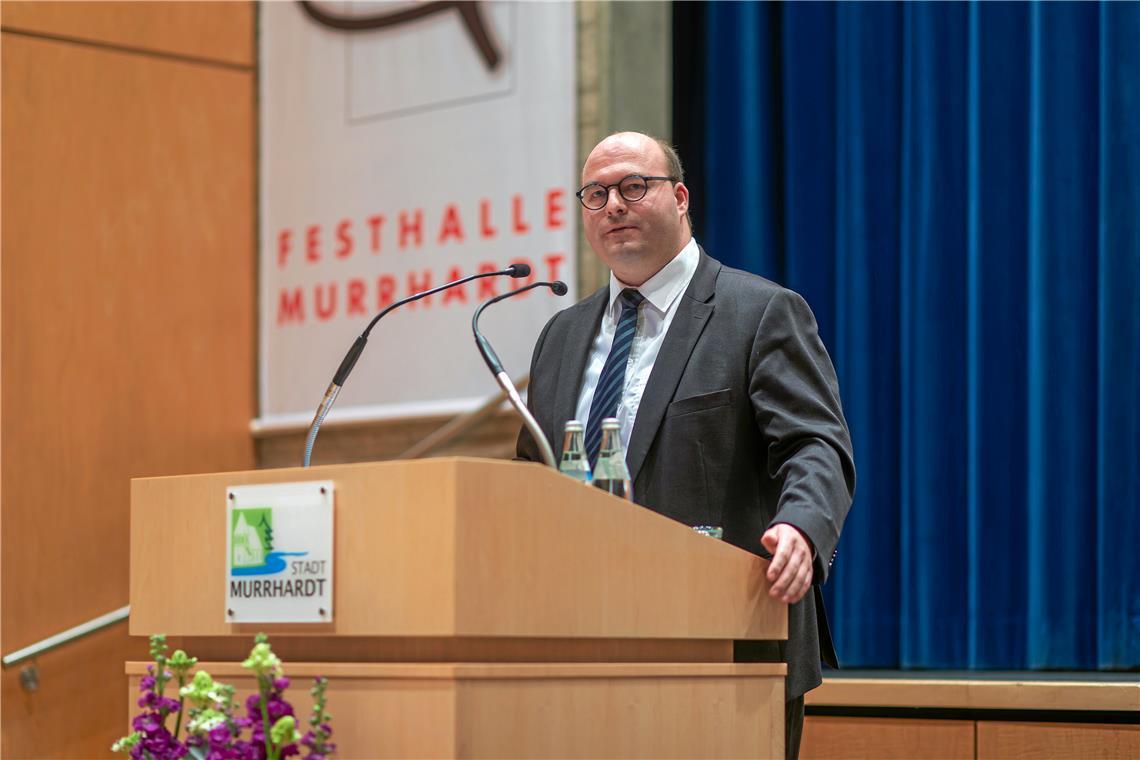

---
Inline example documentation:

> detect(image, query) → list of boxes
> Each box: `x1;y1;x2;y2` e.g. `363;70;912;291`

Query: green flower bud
269;715;300;746
111;732;142;754
241;641;282;677
180;670;217;706
186;708;227;736
148;634;168;660
168;649;198;676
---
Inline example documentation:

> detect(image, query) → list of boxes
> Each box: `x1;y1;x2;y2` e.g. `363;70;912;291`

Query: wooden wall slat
1;625;148;759
1;3;255;754
1;0;254;67
977;721;1140;760
800;716;976;760
2;30;254;650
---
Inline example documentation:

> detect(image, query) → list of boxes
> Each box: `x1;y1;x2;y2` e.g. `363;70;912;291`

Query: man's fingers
765;528;814;602
767;529;793;580
772;554;801;596
784;561;813;604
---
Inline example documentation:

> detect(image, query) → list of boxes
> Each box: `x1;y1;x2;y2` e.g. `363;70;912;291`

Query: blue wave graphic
232;551;308;576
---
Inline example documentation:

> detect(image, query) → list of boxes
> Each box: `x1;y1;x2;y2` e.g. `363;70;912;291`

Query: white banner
258;1;577;428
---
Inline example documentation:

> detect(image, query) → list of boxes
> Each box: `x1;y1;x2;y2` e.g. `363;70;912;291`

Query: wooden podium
129;458;787;758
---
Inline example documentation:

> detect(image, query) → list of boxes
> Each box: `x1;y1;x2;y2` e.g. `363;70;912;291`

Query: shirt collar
607;236;700;317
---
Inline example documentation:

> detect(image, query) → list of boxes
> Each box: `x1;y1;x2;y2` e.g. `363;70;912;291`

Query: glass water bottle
592;418;633;501
559;420;592;483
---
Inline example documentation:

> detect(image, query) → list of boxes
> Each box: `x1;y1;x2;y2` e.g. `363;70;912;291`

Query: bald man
517;132;855;759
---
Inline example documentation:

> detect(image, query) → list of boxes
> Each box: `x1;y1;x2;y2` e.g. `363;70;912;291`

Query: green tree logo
231;508;273;568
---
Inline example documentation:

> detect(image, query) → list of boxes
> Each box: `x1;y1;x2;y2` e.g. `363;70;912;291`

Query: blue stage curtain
699;1;1139;670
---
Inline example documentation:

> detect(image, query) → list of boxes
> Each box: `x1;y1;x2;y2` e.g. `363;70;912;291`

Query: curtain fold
699;0;1139;670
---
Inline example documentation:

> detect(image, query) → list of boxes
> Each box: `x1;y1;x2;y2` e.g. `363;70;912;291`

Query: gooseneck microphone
472;280;568;469
302;263;532;467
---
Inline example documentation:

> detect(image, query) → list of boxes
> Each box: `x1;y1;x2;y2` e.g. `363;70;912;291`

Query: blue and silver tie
585;288;645;466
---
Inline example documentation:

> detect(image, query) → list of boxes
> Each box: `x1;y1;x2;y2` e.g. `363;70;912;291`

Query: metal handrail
1;604;130;668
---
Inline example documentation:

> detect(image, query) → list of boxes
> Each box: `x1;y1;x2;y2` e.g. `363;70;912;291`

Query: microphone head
507;263;532;278
551;280;568;296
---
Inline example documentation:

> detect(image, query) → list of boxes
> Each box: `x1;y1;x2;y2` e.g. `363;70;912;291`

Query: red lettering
399;210;423;249
407;270;432;307
367;214;386;253
478;261;500;298
480;199;497;239
438;204;465;244
277;288;304;325
335;219;353;258
347;278;367;315
306;224;321;263
509;258;536;295
376;275;396;308
544;252;566;283
277;230;292;269
546;189;566;229
512;194;530;234
442;266;467;304
315;283;337;320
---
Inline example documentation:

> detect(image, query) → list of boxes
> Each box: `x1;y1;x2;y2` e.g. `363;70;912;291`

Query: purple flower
140;675;156;690
267;698;293;722
132;713;161;733
208;724;231;745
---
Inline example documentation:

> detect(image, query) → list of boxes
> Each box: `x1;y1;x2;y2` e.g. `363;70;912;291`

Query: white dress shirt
574;237;701;451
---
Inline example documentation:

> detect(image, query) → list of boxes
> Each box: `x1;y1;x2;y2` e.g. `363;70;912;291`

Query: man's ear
674;181;690;216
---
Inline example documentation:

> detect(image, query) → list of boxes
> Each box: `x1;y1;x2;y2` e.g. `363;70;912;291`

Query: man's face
579;133;690;287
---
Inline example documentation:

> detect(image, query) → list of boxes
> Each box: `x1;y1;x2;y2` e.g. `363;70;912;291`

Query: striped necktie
585;288;645;466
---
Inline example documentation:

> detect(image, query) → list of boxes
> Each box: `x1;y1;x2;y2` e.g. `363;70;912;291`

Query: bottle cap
564;420;584;432
601;417;620;430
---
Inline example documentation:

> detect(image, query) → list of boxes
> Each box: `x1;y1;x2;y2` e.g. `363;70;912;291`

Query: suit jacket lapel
626;250;719;483
549;288;608;459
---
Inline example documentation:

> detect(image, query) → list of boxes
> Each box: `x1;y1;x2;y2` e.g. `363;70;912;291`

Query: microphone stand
302;264;531;467
472;281;568;469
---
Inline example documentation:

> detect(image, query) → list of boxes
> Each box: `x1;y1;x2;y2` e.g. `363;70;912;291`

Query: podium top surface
131;457;785;641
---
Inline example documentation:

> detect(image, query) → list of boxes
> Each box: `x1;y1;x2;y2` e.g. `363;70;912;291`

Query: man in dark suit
516;132;855;759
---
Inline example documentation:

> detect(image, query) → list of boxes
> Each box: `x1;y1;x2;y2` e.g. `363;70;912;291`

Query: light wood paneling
2;624;149;759
1;0;253;67
977;721;1140;760
807;677;1140;712
130;459;785;642
127;661;786;759
2;26;254;658
800;716;975;760
2;3;254;755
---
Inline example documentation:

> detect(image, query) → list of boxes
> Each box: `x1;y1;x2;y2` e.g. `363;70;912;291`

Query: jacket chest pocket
665;388;735;418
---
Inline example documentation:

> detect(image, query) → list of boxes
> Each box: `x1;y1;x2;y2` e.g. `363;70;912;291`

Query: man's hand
761;524;814;604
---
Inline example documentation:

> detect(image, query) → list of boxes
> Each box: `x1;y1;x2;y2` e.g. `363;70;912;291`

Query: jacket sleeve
748;288;856;585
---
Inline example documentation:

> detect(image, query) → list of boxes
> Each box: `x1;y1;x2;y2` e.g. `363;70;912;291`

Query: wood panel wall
1;3;255;757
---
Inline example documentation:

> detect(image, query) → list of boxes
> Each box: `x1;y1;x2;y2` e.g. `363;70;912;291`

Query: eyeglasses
575;174;678;210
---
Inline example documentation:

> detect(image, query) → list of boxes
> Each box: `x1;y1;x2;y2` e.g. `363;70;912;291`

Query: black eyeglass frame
575;174;679;210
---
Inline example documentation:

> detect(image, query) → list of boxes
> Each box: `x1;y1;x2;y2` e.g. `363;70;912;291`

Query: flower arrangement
114;634;335;760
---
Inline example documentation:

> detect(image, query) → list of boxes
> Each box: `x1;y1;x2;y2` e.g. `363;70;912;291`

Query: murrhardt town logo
230;508;325;599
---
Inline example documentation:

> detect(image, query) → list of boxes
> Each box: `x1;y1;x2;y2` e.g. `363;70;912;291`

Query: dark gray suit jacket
516;249;855;699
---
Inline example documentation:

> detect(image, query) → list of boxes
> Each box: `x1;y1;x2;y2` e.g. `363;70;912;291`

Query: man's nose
605;186;627;213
